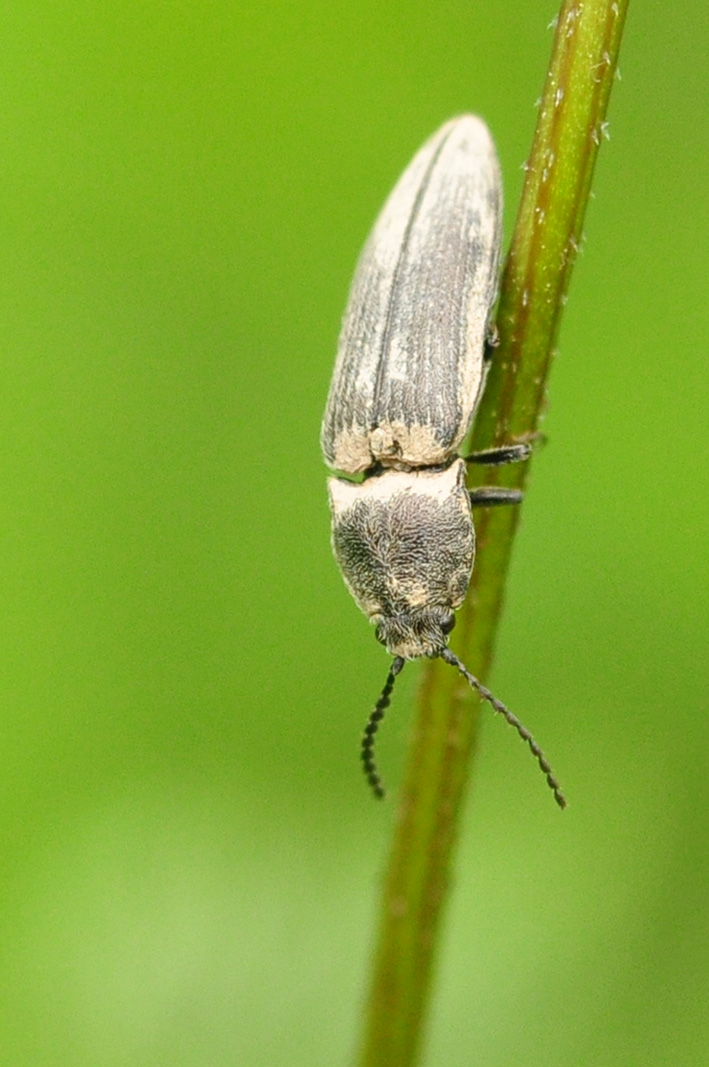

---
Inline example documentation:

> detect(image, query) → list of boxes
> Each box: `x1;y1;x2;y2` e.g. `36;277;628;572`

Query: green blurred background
1;2;707;1064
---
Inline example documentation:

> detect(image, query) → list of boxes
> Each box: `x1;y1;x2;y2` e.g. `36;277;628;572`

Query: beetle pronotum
321;115;565;809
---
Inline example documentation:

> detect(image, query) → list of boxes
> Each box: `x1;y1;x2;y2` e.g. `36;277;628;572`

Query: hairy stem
358;2;629;1064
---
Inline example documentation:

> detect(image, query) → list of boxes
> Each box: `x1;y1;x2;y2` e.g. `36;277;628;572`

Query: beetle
321;116;564;808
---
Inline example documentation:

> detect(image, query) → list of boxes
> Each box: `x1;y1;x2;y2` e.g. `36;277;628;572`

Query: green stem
358;1;629;1064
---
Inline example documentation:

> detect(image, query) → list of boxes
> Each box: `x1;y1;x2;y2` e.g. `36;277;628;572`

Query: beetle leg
468;486;523;507
464;443;531;466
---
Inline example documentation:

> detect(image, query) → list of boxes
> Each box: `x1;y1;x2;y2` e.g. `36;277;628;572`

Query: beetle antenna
361;656;405;799
440;647;566;809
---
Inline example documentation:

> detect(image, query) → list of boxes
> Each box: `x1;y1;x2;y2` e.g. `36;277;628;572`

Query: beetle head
374;607;455;659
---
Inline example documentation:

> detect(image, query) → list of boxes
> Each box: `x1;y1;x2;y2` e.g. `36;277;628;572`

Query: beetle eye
440;613;456;635
375;624;387;646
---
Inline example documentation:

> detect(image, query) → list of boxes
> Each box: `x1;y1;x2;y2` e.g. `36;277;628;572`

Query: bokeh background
1;2;707;1064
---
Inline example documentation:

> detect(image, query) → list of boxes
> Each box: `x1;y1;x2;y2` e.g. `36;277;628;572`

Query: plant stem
358;2;629;1064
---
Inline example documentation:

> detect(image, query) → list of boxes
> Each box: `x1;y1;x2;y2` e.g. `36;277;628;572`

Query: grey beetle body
322;115;501;661
322;116;566;808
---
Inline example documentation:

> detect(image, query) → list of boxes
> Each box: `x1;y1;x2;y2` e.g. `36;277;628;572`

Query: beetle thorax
327;460;474;660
